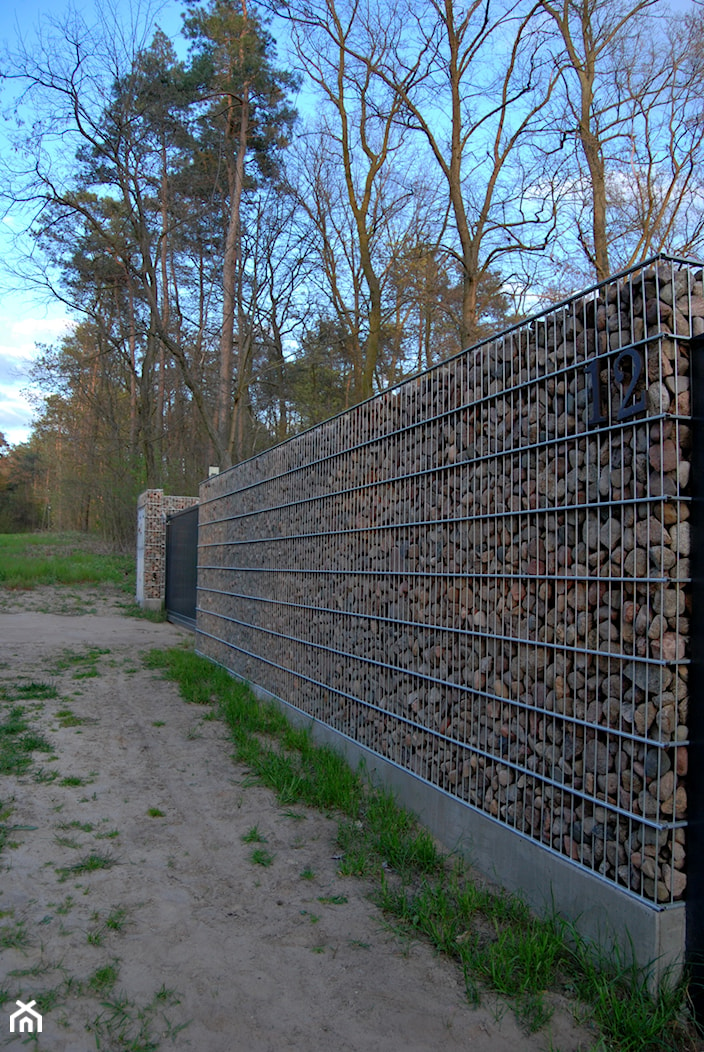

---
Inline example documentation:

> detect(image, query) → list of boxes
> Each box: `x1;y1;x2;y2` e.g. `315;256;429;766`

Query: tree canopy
1;0;701;540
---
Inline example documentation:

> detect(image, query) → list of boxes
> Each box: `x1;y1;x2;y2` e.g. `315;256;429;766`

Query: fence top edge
201;251;704;488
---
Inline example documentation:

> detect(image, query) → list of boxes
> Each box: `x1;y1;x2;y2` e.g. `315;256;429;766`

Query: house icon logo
9;999;42;1034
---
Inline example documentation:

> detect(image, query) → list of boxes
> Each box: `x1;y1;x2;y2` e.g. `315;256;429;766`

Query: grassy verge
0;532;134;590
145;647;700;1052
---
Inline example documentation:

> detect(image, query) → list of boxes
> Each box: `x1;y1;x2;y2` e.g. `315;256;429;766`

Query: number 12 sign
584;347;646;427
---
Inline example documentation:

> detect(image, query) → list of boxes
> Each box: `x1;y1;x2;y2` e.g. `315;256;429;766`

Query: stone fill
197;256;700;907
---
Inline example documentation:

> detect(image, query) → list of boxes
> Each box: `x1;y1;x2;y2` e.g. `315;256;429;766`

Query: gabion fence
197;255;700;910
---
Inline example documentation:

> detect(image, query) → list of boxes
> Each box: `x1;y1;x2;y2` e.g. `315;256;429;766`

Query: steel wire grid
197;256;699;906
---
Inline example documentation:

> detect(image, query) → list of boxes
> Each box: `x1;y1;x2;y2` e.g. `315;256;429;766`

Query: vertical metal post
687;335;704;1010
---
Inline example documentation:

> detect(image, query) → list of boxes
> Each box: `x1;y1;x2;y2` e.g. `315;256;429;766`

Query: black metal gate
165;505;199;629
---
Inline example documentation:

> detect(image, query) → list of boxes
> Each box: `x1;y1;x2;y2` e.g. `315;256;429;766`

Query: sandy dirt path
0;586;597;1051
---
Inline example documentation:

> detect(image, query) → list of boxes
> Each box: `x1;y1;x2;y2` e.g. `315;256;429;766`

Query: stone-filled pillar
136;489;198;610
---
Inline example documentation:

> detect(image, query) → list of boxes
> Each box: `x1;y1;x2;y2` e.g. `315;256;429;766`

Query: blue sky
0;0;185;446
1;6;57;444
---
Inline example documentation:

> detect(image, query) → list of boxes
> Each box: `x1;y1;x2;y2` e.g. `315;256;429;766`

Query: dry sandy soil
0;584;598;1052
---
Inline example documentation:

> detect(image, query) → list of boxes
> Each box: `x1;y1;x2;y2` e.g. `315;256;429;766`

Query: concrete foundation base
141;598;164;612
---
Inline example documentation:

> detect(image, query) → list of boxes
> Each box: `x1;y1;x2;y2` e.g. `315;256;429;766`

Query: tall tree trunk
579;117;610;281
125;280;138;456
157;138;171;469
217;88;250;468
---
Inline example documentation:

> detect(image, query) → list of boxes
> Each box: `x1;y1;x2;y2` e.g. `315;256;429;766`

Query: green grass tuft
49;646;110;680
0;680;58;702
250;847;275;867
0;919;29;949
143;648;233;706
105;906;127;932
0;705;55;776
56;852;116;881
241;825;266;843
55;708;88;727
87;961;120;993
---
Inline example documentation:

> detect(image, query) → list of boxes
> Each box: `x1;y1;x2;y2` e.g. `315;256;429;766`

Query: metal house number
584;347;646;427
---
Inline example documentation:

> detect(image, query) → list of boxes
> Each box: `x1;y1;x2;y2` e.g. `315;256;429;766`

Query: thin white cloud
0;356;29;385
0;315;72;359
0;389;35;445
0;307;72;444
11;316;72;340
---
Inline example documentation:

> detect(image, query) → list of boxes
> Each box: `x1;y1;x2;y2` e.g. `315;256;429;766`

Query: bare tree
538;0;704;281
615;11;704;263
359;0;561;347
282;0;421;402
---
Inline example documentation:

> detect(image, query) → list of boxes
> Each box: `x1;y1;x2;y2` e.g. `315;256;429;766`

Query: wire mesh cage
197;255;700;907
